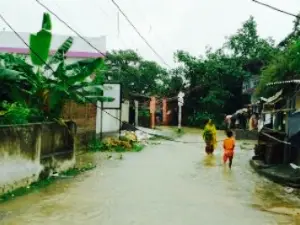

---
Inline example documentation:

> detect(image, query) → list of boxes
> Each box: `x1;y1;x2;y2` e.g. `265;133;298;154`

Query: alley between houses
1;132;300;225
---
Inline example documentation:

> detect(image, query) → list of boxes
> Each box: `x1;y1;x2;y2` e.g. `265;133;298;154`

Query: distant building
242;75;260;102
242;75;259;94
0;31;106;64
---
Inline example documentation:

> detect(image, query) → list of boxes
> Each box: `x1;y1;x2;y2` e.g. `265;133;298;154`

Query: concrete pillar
134;100;139;126
162;98;167;125
150;97;156;129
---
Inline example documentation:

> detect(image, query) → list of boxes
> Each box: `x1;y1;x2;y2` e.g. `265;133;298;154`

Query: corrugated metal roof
263;89;283;104
267;80;300;86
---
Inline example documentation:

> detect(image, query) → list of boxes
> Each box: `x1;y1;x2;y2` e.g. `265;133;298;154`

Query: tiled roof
267;80;300;86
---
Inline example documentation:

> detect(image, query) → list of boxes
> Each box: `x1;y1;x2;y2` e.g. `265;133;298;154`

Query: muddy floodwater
2;132;300;225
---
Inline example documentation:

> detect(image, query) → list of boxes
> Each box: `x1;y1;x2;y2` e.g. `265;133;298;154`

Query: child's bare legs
228;156;233;169
223;154;233;169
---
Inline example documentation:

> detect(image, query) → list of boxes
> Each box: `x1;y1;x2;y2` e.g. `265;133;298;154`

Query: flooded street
1;132;300;225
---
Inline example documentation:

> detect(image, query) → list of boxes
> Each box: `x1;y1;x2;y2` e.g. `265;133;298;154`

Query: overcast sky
0;0;299;67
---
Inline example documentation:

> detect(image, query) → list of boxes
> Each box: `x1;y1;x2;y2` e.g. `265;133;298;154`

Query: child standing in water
223;130;235;169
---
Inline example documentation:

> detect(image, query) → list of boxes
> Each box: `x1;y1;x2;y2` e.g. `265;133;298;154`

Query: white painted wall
96;101;130;135
96;107;120;134
22;54;85;65
121;101;129;123
0;31;106;54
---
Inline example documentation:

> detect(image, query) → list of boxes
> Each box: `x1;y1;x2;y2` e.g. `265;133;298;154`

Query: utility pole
177;91;185;133
134;100;139;126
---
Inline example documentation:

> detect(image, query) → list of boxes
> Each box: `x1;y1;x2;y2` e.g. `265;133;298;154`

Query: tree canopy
2;14;298;128
98;16;279;127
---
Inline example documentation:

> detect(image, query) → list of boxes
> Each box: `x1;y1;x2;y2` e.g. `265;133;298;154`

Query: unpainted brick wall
61;101;97;145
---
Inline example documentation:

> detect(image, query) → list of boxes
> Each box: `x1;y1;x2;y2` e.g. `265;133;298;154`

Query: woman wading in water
203;119;217;155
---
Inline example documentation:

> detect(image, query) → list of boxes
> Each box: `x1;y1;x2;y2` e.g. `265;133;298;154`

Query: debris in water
51;172;59;177
284;187;294;193
290;163;300;170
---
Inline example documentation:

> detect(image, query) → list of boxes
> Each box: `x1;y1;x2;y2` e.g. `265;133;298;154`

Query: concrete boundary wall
0;122;76;195
235;129;258;140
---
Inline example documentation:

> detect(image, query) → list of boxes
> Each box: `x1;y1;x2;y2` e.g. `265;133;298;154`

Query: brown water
1;133;300;225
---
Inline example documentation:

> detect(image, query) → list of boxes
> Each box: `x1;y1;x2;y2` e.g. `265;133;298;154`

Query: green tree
170;17;277;127
103;49;169;98
256;40;300;97
278;13;300;48
256;14;300;98
225;16;276;75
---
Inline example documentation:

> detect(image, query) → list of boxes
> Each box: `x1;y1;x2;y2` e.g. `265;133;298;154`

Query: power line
1;5;262;144
35;0;170;67
0;12;209;144
38;0;170;68
35;0;105;57
252;0;300;19
129;0;174;53
109;0;171;68
92;1;133;49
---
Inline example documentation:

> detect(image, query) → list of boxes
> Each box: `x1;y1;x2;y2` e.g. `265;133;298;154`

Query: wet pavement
2;131;300;225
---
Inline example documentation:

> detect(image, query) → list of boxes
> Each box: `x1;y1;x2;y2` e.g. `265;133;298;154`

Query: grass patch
175;128;185;137
0;163;95;203
132;143;144;152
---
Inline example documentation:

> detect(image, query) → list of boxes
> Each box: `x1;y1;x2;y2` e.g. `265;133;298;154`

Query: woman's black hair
204;119;210;125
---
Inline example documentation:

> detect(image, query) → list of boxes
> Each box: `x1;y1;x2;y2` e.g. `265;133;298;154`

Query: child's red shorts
223;151;234;163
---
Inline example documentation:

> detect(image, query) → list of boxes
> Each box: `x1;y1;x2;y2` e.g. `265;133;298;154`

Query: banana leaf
69;92;88;104
65;58;105;84
48;90;66;111
75;85;105;94
71;83;111;91
30;29;52;66
9;87;29;104
52;62;67;80
41;13;52;31
85;96;114;102
0;68;25;80
48;37;73;66
65;58;104;70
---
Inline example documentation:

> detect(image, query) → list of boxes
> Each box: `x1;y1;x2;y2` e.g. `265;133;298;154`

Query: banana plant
0;12;113;121
30;13;52;66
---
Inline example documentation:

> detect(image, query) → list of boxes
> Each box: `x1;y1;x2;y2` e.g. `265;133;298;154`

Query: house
250;80;300;187
0;31;129;143
0;31;106;63
0;31;107;143
242;75;260;103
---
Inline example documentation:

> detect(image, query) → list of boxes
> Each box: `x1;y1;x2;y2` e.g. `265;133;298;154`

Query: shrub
0;101;43;125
